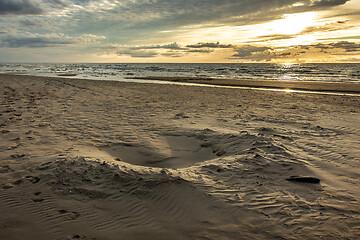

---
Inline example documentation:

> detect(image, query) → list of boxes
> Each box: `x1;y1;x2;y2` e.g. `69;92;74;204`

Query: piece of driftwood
286;176;320;183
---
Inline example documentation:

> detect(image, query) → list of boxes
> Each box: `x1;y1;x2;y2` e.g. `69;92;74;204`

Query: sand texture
1;74;360;240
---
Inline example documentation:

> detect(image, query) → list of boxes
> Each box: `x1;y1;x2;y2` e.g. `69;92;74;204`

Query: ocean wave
0;63;359;83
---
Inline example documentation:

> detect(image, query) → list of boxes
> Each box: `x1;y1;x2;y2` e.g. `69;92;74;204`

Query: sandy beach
1;73;360;240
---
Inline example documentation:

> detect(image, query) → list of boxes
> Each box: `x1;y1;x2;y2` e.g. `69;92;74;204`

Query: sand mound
0;157;267;240
101;135;217;169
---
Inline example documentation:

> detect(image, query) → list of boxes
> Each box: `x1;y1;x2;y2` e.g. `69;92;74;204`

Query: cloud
0;0;44;15
19;19;43;28
2;0;353;49
311;0;349;8
46;0;69;8
337;57;360;62
77;34;106;44
130;42;184;50
115;41;360;60
323;10;360;19
116;42;221;58
43;0;354;45
299;20;355;34
229;41;360;62
186;42;233;48
117;49;158;58
246;20;358;44
314;41;360;52
0;0;358;63
0;32;105;48
18;18;58;29
186;49;213;53
1;34;72;48
115;42;185;57
0;0;73;15
231;45;272;58
116;43;179;58
161;51;183;57
248;34;296;43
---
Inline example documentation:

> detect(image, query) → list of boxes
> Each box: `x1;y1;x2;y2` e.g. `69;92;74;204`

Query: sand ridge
1;74;360;239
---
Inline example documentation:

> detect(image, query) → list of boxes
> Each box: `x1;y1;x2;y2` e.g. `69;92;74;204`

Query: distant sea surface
0;63;359;83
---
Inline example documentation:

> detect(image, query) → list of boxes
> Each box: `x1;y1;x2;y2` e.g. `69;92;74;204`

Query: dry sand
0;74;359;240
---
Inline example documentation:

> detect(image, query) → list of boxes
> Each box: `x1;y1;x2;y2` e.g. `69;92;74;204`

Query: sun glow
266;12;318;35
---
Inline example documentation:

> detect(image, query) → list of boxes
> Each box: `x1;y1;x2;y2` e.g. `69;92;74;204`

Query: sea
0;63;359;84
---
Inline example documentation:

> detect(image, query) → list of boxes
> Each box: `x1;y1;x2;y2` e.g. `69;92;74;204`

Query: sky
0;0;359;63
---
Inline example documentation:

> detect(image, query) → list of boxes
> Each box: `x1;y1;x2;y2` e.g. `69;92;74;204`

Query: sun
266;12;318;35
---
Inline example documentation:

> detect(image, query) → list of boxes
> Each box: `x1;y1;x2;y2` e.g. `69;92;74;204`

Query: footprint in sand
37;161;53;170
25;176;40;183
69;212;81;220
11;153;25;159
13;179;23;185
58;209;81;220
67;234;86;239
0;165;12;173
2;184;13;189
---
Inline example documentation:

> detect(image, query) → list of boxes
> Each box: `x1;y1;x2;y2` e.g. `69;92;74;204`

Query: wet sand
131;76;360;94
1;74;360;240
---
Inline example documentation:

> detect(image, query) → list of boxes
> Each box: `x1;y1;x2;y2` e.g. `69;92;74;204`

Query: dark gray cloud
231;45;272;58
134;0;350;27
66;0;353;44
186;42;233;49
186;49;213;53
288;41;360;58
228;41;360;61
123;0;301;28
0;0;44;15
15;0;352;48
1;35;73;48
311;0;349;8
117;41;360;60
47;0;69;7
18;18;54;29
248;34;296;43
0;32;105;48
115;43;185;57
70;0;92;5
130;42;184;50
314;41;360;52
0;0;71;15
19;19;40;28
117;42;274;59
116;42;220;58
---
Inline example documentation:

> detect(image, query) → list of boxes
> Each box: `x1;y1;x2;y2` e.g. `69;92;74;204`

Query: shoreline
129;76;360;94
3;73;360;96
